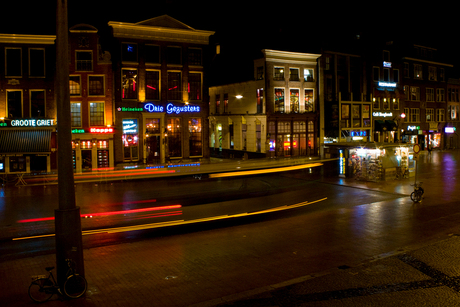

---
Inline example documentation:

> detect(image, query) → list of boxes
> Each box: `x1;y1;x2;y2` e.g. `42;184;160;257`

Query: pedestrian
428;142;432;155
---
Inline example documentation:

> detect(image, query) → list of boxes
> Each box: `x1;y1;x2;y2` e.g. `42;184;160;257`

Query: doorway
146;135;161;164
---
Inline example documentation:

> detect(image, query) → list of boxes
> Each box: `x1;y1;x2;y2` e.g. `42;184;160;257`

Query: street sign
413;153;419;161
413;144;421;154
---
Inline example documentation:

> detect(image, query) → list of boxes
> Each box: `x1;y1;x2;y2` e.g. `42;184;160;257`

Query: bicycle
410;182;424;202
28;259;87;303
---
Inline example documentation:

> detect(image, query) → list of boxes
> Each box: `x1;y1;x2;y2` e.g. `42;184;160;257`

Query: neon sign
373;112;393;117
90;127;114;133
143;102;200;114
445;127;456;134
350;131;367;137
10;119;55;127
123;119;138;134
378;82;397;88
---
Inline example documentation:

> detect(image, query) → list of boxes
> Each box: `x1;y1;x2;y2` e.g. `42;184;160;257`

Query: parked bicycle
410;182;424;202
28;259;87;303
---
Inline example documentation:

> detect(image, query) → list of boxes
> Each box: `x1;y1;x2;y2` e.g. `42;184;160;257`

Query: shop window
29;48;45;77
305;89;314;112
122;43;138;62
90;102;104;126
122;119;139;161
188;73;201;100
256;123;261;153
189;118;202;156
268;121;276;152
242;124;247;150
7;90;22;118
89;76;104;96
145;45;160;64
168;118;182;157
76;51;92;71
9;157;26;172
71;102;81;127
167;71;182;100
30;90;45;117
0;157;4;173
146;70;160;100
146;118;160;134
5;48;21;77
122;69;138;99
275;88;285;113
69;76;81;96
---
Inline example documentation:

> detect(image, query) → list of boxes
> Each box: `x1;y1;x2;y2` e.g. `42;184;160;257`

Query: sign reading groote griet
10;119;55;127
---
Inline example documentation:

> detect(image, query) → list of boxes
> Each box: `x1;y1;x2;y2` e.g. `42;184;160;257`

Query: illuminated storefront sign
123;119;138;134
373;112;393;117
72;129;85;134
383;61;392;68
90;127;114;133
350;131;367;137
143;102;200;114
378;82;397;88
118;107;143;112
339;149;345;175
10;119;55;127
445;127;456;133
407;125;420;131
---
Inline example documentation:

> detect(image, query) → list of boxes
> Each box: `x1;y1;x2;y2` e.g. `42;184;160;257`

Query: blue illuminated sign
143;102;200;114
350;131;367;137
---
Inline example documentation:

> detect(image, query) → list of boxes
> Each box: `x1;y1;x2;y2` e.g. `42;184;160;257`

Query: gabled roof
69;24;98;33
135;15;194;31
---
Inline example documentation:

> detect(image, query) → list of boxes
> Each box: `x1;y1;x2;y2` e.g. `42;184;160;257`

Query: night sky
1;1;458;73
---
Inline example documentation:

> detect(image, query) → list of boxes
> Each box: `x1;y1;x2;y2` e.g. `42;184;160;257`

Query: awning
0;129;51;154
385;120;398;131
374;120;386;131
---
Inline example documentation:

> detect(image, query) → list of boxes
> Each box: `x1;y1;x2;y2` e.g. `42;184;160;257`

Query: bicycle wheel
63;274;87;298
410;191;417;201
28;278;54;303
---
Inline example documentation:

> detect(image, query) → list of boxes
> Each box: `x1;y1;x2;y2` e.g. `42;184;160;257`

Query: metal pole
55;0;85;287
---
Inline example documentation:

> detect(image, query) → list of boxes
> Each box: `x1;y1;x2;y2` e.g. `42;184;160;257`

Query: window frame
75;50;93;71
88;75;105;96
89;101;105;126
28;48;45;78
5;47;22;78
6;90;23;118
30;89;46;117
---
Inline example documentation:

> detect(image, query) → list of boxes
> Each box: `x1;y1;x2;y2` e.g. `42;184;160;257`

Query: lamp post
55;0;84;287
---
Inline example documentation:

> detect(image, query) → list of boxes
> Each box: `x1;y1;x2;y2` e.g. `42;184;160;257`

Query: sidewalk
2;151;460;306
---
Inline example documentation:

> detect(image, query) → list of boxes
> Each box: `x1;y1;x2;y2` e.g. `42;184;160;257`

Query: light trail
16;204;181;223
209;163;323;178
12;197;326;240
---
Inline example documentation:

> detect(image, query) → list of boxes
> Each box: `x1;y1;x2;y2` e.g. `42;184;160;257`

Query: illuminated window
426;108;434;122
89;76;104;96
256;88;263;113
146;118;160;134
90;102;104;126
274;67;284;80
274;88;285;113
30;90;45;117
373;97;380;109
167;71;181;100
122;69;137;99
146;70;160;100
69;76;81;96
304;69;314;82
168;118;182;157
278;121;290;133
410;87;420;101
188;73;201;100
290;89;299;113
76;51;92;71
7;90;22;118
81;140;92;149
189;118;202;156
5;48;21;77
304;89;314;112
29;48;45;77
414;64;423;79
392;99;399;110
71;102;81;127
